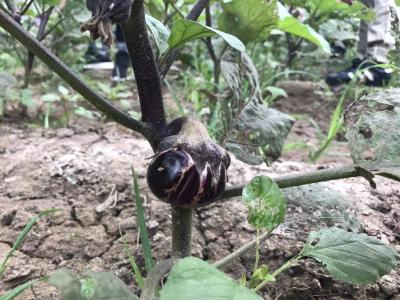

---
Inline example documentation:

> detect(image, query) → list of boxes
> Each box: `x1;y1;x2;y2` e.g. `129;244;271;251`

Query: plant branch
4;0;20;22
253;255;302;292
42;14;63;40
159;0;209;78
24;6;54;87
221;165;397;200
20;0;34;15
0;8;153;138
213;231;271;269
122;0;167;138
205;2;220;93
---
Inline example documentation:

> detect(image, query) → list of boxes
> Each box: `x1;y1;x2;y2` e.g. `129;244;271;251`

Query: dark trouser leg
112;25;130;80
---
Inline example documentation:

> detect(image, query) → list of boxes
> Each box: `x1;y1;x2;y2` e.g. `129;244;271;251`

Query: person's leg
326;0;396;86
356;0;378;59
356;0;371;60
112;25;130;81
85;41;111;64
363;0;396;63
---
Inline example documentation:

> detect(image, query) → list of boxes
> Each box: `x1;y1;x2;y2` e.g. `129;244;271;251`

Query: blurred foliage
1;0;398;163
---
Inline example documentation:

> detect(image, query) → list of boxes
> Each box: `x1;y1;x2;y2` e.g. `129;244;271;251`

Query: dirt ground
1;81;400;300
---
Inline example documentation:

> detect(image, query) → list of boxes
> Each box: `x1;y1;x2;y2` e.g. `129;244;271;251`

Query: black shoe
326;59;392;87
325;58;363;86
85;42;111;64
362;66;392;87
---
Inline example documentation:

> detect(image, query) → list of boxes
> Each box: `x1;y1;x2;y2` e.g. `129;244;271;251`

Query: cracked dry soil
0;121;400;300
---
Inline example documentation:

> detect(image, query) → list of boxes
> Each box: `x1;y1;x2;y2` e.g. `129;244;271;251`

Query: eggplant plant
0;0;399;299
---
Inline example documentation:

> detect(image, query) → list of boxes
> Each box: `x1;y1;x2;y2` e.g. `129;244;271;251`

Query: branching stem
221;165;397;200
122;0;167;136
213;231;271;269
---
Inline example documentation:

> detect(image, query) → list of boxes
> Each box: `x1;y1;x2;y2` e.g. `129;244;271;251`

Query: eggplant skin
146;118;230;208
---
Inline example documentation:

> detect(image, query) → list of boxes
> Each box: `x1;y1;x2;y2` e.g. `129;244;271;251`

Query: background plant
0;0;400;299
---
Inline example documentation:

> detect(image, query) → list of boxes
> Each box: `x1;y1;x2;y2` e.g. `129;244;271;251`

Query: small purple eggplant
147;118;230;208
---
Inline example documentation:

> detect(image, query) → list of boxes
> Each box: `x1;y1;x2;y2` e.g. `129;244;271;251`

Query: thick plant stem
171;207;193;258
221;165;398;200
122;0;166;132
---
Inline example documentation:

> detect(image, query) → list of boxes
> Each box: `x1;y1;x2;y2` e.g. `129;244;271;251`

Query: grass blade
0;279;38;300
131;168;154;274
119;227;145;290
0;209;59;277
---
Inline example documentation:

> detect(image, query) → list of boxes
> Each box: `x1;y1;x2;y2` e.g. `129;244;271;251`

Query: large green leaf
159;257;262;300
226;99;295;163
308;0;375;20
218;0;278;44
277;3;330;53
145;14;170;55
242;176;287;230
344;89;400;181
166;19;245;54
39;0;61;6
301;228;400;284
284;183;360;232
47;269;139;300
221;51;294;164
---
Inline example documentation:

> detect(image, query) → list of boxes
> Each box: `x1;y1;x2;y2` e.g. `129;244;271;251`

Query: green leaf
47;269;139;300
221;51;294;164
47;269;81;300
344;89;400;181
265;86;287;102
277;3;330;53
0;72;17;91
74;106;99;119
20;89;35;108
242;176;287;230
226;99;295;163
80;276;96;299
132;169;154;273
167;19;246;53
83;271;139;300
309;0;375;21
160;257;262;300
250;265;275;287
40;0;61;6
218;0;278;44
41;93;61;102
284;183;360;232
145;14;170;55
120;228;145;289
72;10;92;23
301;227;400;284
58;85;69;97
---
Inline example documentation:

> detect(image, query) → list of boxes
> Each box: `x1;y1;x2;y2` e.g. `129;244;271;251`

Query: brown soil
0;81;400;300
